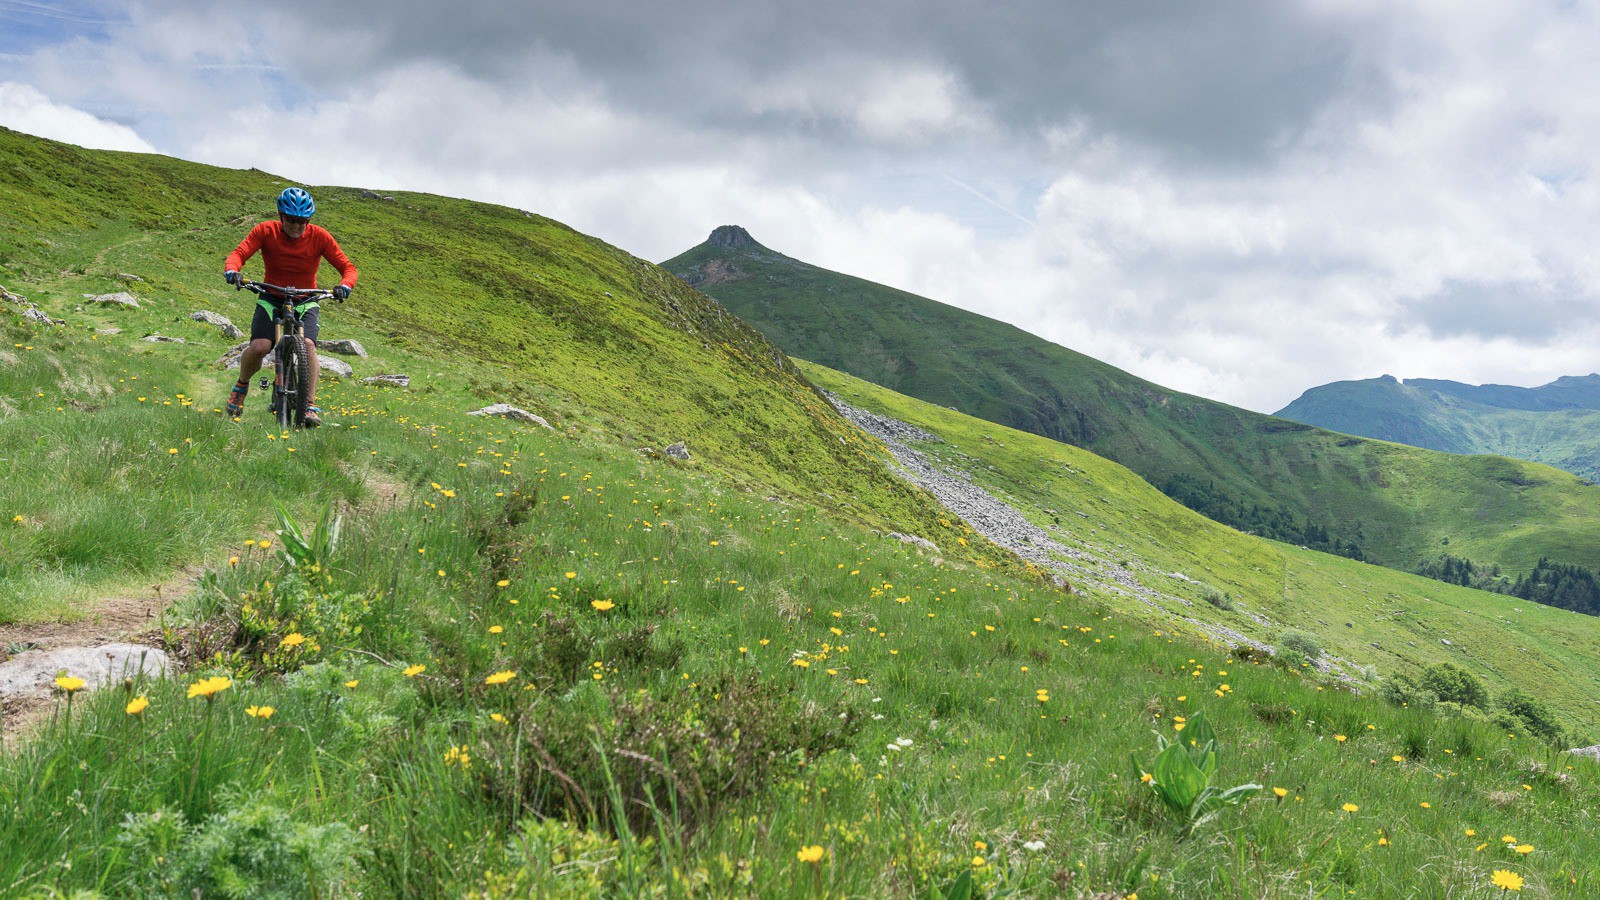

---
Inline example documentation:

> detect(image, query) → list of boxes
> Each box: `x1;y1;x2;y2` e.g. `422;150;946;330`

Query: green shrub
482;672;860;840
1201;587;1235;611
114;797;364;899
1278;629;1323;659
1378;674;1437;711
1497;688;1564;743
1420;662;1488;709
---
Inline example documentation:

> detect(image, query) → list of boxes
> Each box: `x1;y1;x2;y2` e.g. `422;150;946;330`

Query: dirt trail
0;572;194;748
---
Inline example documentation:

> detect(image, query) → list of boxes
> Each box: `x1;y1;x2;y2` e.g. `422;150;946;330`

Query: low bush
1277;629;1323;659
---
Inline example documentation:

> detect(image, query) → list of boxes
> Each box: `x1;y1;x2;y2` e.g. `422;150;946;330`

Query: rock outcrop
84;292;140;308
467;404;553;429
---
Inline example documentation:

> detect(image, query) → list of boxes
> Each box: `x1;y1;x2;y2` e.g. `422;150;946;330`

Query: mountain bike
236;280;339;428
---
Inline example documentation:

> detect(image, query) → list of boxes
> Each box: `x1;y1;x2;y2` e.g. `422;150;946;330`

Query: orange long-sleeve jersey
224;221;359;290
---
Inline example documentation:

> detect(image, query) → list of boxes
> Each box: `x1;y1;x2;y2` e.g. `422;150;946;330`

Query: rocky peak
707;225;758;250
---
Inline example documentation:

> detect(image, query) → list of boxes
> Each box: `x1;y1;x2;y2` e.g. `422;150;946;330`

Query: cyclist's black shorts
250;303;321;343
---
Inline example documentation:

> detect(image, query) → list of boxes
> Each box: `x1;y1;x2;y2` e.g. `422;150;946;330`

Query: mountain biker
222;187;358;427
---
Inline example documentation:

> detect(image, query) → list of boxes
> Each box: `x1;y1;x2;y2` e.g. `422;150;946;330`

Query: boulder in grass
319;356;354;379
362;374;410;387
664;441;691;460
0;643;170;703
141;334;186;344
1;285;26;305
468;404;553;429
318;339;367;357
23;308;63;326
888;532;939;554
84;291;141;309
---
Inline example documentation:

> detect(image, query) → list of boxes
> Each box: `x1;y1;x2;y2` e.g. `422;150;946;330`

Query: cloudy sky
3;0;1598;412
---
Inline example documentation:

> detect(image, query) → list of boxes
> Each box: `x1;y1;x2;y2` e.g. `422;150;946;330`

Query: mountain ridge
663;226;1600;579
1276;374;1600;479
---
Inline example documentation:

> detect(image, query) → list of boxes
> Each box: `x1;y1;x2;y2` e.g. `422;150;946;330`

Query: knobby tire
277;335;311;428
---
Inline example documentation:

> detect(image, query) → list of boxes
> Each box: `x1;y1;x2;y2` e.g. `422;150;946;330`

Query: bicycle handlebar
236;279;339;303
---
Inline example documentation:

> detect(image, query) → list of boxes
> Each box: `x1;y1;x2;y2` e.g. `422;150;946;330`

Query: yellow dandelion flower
971;855;986;868
797;845;825;863
1514;845;1533;855
279;632;306;649
485;670;517;685
125;696;149;715
187;675;232;699
1273;787;1288;798
496;579;510;587
345;679;360;688
1490;870;1524;891
403;664;426;677
792;659;811;668
54;675;86;693
245;705;275;719
1335;734;1347;743
1342;803;1359;813
591;599;615;611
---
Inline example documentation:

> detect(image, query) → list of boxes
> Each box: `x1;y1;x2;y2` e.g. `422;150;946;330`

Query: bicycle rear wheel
276;335;311;428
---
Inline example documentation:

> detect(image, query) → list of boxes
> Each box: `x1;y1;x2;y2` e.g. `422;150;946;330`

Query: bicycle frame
235;280;337;427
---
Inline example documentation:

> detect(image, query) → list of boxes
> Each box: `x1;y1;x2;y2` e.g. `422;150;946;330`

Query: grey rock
0;285;26;305
23;308;61;325
467;404;553;429
359;189;396;201
141;334;186;344
318;339;367;357
361;374;410;387
84;292;141;309
1569;745;1600;760
888;532;939;553
220;323;244;339
0;643;170;701
113;273;143;282
96;327;122;336
190;310;237;329
664;441;691;460
319;356;354;378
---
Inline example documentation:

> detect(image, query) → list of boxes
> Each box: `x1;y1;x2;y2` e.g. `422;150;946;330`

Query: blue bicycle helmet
276;187;315;218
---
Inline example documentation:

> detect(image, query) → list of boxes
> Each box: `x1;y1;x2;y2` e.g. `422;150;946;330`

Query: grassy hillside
3;289;1599;897
0;127;984;565
1277;374;1600;480
5;129;1600;897
663;230;1600;580
806;362;1600;738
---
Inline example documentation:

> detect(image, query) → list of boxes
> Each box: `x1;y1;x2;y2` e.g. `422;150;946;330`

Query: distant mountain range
1276;374;1600;481
664;226;1600;577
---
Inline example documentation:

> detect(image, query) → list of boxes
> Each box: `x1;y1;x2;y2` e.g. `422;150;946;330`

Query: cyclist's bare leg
305;340;320;407
239;339;273;380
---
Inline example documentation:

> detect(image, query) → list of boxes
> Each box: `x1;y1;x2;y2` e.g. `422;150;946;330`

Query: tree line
1415;553;1600;617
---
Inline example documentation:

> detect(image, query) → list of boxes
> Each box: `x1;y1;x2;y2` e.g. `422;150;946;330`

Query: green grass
664;234;1600;579
806;361;1600;739
3;129;1600;896
4;318;1599;896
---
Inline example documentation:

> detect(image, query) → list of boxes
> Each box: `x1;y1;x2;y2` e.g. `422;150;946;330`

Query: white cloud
0;81;155;152
6;2;1600;414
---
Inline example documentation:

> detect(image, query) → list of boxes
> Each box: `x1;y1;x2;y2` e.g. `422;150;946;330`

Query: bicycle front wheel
276;335;311;428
